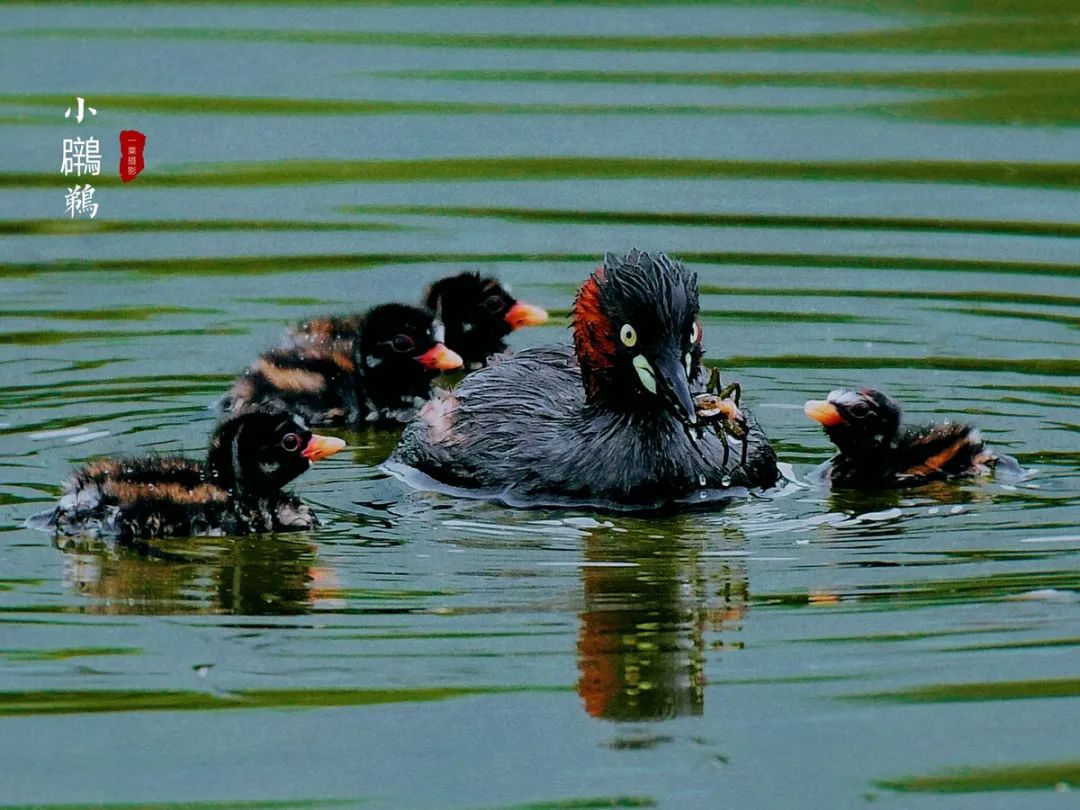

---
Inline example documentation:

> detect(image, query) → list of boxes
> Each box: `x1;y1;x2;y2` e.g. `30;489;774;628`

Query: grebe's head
358;303;463;374
804;388;902;454
572;250;703;425
207;403;345;497
425;272;548;343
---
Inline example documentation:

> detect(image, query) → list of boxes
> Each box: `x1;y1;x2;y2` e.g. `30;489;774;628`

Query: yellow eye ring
620;324;637;347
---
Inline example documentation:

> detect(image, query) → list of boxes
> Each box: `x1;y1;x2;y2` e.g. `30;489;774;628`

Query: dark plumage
389;250;778;510
804;388;1022;488
424;272;549;368
288;272;548;370
223;303;462;425
31;405;345;541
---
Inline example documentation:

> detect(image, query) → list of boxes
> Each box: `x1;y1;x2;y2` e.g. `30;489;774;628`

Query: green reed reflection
341;204;1080;239
3;157;1079;189
0;685;558;716
0;220;412;236
2;250;1075;279
876;761;1080;793
379;68;1080;126
7;20;1079;54
0;800;360;810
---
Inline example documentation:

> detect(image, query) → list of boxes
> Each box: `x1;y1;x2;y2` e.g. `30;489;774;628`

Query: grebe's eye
391;334;416;353
690;322;700;344
280;433;301;452
848;402;870;419
620;324;637;348
483;295;505;314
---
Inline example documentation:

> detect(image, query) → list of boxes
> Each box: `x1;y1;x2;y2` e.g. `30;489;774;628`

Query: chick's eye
690;322;700;344
620;324;637;347
848;402;870;419
483;295;505;314
392;334;415;353
280;433;301;452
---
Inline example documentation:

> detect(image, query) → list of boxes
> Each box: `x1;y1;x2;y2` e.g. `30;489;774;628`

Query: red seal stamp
119;130;146;183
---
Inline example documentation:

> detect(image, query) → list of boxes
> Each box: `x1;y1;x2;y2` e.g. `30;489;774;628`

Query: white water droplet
1008;589;1078;603
698;474;707;487
66;430;110;445
29;427;89;441
1019;534;1080;544
721;476;732;487
856;507;903;523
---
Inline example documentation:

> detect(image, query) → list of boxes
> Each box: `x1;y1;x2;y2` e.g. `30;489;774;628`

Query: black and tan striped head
206;404;345;498
424;272;548;364
358;303;463;375
804;388;902;455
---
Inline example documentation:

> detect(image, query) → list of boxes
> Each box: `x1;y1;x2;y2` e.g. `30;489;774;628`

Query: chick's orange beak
417;343;464;371
301;434;346;462
504;301;549;329
804;400;845;427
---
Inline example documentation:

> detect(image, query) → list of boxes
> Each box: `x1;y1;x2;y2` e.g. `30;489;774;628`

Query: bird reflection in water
576;529;749;721
57;534;343;616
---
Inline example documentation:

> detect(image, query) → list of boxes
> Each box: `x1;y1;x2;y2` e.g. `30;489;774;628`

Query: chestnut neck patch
572;270;617;401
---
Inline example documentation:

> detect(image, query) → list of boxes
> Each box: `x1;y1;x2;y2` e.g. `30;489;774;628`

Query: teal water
0;2;1078;808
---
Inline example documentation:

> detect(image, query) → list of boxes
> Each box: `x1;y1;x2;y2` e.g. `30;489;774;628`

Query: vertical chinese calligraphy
60;97;100;218
61;137;102;177
56;98;148;217
64;97;97;124
64;184;99;219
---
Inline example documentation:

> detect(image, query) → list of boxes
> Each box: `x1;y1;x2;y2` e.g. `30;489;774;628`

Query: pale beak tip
302;434;347;462
505;301;549;329
417;343;464;371
804;399;844;427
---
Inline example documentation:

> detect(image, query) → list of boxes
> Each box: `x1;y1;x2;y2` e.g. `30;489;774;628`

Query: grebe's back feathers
43;455;231;538
394;344;776;508
895;422;990;482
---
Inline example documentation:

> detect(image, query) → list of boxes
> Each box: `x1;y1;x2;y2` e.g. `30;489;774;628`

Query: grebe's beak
504;301;549;329
416;343;464;371
655;350;697;426
804;399;845;427
302;434;346;462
